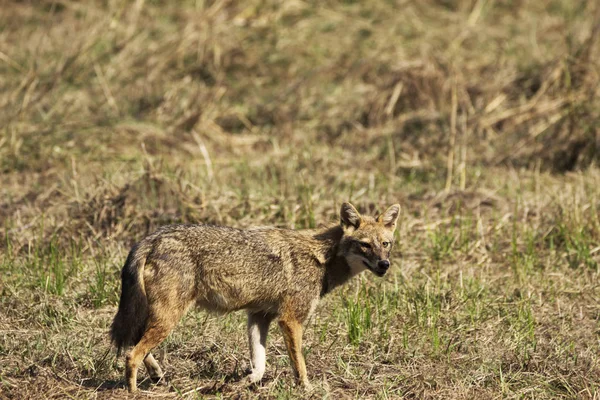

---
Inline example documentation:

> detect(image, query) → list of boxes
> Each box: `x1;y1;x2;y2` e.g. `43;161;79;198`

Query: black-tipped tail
110;244;149;356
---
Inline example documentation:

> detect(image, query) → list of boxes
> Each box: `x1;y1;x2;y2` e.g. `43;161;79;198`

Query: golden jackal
110;202;400;392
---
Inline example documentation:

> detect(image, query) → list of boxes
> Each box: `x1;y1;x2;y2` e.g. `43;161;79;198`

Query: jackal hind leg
126;303;190;392
278;315;312;389
126;323;169;392
245;311;276;384
143;353;165;384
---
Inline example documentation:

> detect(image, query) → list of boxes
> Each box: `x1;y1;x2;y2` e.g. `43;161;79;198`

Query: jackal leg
246;311;275;384
143;353;165;383
126;298;191;393
279;317;311;388
126;321;174;393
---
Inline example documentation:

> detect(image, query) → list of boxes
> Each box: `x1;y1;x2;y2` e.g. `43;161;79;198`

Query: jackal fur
110;202;400;392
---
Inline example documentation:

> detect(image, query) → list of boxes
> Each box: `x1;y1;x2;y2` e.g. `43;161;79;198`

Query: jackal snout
377;259;390;272
362;253;391;277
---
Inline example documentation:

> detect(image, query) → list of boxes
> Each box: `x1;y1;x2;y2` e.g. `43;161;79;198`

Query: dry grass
1;0;600;398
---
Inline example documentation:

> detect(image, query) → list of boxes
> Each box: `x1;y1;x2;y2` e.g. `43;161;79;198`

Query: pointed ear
377;204;400;231
340;202;362;232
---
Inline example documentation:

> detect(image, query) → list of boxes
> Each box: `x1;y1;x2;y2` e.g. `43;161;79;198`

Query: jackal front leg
279;317;311;389
246;311;275;384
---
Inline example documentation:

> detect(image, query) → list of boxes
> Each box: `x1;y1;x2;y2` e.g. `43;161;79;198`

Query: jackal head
338;202;400;277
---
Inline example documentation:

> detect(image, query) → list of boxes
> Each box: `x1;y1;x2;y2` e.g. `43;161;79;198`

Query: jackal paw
243;370;264;385
150;375;168;386
300;380;313;392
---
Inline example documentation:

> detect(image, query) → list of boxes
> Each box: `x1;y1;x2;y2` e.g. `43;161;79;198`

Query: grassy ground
1;0;600;398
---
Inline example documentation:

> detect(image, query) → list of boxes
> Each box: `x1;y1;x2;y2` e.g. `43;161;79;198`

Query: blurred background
2;0;599;235
1;1;600;398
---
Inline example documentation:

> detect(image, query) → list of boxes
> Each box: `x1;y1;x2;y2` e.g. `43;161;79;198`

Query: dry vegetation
1;0;600;398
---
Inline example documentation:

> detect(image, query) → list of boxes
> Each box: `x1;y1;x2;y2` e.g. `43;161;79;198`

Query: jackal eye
359;241;371;250
382;241;390;248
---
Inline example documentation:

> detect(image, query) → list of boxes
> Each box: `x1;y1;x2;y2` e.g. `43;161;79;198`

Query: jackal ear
340;202;362;232
378;204;400;231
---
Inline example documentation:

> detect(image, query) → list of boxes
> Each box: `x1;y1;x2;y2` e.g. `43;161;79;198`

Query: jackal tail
110;243;150;356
